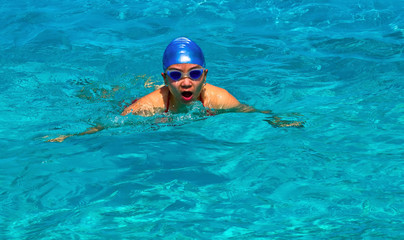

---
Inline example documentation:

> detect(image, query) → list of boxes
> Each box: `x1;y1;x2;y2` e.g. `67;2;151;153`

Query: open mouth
181;91;193;101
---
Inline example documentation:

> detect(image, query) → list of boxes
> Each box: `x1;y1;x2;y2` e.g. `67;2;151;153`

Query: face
162;63;208;104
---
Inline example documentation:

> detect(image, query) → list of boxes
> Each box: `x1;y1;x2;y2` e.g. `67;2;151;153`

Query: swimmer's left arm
264;116;304;128
231;104;304;128
205;84;240;109
221;90;241;109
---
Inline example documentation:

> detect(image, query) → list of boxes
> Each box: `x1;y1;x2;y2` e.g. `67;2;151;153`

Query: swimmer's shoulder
121;86;169;116
203;83;240;109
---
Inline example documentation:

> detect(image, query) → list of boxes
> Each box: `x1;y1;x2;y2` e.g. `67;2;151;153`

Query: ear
203;69;208;82
161;72;168;85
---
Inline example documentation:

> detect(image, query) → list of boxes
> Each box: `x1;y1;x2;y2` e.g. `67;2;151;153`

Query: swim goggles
166;68;204;81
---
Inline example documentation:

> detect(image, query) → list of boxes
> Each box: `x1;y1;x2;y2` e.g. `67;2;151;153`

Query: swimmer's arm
121;88;165;117
47;125;105;142
47;101;156;142
47;103;150;142
121;96;157;117
208;90;304;127
264;116;304;128
231;104;304;128
206;86;241;109
222;91;241;109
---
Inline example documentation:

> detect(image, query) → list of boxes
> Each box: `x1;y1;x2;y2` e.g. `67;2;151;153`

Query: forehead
167;63;202;71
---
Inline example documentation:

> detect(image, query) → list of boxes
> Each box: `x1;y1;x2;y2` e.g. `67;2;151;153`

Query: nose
180;77;192;88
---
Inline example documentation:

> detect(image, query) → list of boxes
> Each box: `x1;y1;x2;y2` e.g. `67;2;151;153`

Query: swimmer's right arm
48;93;160;142
121;89;165;116
47;125;104;143
47;105;151;142
47;105;150;142
121;99;156;117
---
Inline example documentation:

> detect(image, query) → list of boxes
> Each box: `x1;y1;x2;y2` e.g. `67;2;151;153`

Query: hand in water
46;135;72;142
265;116;305;128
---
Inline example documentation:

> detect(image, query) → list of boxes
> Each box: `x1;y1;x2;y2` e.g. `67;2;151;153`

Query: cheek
196;81;205;91
168;83;180;94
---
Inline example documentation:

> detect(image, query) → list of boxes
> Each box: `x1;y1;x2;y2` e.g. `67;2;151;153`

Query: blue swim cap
163;37;205;71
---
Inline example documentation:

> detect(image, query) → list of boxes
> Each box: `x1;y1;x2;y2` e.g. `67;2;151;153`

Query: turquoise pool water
1;0;403;239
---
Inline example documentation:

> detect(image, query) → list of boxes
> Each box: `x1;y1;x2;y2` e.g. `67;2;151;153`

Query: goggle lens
169;71;182;80
189;69;203;79
167;69;204;81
